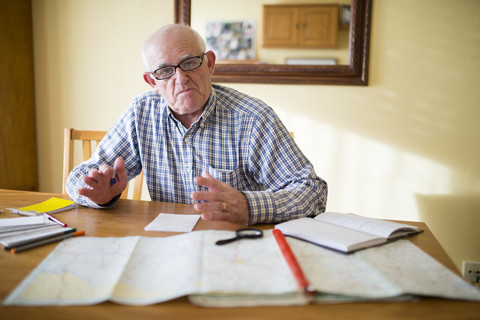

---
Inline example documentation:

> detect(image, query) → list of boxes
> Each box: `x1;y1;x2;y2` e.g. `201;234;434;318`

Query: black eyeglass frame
150;53;206;80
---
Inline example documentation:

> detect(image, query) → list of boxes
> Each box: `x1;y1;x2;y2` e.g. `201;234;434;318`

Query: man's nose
174;67;190;83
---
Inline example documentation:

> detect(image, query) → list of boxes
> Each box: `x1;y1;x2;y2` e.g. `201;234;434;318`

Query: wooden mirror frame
175;0;371;85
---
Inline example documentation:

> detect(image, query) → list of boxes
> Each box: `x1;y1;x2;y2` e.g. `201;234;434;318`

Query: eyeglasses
150;53;206;80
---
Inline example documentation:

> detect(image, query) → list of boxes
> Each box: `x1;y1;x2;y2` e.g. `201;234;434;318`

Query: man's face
144;32;215;122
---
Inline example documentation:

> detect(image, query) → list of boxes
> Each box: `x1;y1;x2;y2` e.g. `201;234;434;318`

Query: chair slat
62;128;144;200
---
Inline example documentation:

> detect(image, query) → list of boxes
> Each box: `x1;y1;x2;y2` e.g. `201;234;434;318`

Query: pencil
272;229;314;295
11;230;85;253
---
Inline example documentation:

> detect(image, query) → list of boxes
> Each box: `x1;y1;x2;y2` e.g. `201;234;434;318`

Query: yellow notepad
10;197;75;216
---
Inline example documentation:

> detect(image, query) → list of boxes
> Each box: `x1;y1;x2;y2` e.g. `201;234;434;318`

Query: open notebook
275;212;422;253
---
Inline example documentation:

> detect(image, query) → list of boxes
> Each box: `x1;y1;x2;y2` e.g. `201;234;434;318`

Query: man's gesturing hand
191;170;250;225
78;157;128;205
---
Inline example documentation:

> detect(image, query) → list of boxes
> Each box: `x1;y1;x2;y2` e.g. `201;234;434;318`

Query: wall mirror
174;0;371;85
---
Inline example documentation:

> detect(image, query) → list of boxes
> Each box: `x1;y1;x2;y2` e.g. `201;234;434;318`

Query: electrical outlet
462;261;480;285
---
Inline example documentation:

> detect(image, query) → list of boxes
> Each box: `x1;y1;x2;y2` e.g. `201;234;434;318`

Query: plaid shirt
66;84;327;224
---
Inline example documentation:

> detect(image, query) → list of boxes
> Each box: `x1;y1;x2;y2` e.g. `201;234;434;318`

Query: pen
6;208;38;216
11;230;85;253
110;168;117;186
43;212;68;227
272;229;314;295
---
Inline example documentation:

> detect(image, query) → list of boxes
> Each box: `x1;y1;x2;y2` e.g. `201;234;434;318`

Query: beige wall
32;0;480;271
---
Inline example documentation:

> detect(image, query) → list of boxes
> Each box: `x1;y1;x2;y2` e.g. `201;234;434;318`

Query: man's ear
205;51;216;75
143;72;157;88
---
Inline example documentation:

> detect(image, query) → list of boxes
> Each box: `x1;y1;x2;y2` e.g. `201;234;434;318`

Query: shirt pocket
206;165;244;190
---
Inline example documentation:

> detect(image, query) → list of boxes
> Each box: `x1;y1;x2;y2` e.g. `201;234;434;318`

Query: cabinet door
263;5;298;47
298;5;339;48
0;0;38;191
263;4;338;48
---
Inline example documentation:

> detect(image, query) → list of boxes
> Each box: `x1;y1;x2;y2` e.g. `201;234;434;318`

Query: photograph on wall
340;5;351;27
205;20;255;60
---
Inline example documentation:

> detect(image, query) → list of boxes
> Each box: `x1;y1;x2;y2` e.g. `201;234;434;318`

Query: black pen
110;168;118;186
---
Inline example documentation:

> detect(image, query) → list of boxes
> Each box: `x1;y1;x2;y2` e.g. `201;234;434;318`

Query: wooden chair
62;128;144;200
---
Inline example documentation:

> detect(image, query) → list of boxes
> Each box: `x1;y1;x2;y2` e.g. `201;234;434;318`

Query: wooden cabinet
263;4;339;48
0;0;38;191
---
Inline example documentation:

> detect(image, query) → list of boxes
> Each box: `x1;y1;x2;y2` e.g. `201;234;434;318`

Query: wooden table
0;189;478;320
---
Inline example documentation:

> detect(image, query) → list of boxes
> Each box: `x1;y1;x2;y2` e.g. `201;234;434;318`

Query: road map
4;230;480;306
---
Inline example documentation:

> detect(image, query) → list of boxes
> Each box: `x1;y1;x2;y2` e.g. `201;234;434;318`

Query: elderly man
66;24;327;225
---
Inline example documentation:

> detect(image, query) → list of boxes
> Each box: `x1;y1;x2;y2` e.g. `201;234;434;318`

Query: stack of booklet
0;214;80;253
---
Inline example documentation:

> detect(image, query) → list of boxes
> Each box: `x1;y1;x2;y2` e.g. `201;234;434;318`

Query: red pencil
272;229;314;295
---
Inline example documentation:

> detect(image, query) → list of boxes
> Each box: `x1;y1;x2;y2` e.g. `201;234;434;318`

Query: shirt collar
200;86;217;125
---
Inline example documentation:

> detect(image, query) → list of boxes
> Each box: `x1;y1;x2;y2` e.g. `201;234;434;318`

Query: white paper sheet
144;213;201;232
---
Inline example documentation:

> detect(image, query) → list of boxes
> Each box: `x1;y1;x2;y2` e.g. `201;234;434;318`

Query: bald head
141;24;207;71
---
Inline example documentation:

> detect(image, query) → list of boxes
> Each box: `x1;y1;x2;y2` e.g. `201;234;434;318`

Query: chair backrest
62;128;144;200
